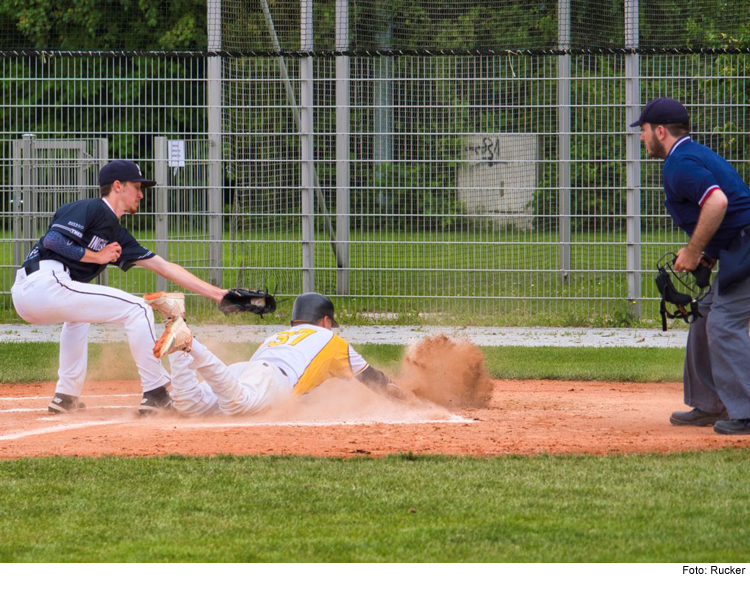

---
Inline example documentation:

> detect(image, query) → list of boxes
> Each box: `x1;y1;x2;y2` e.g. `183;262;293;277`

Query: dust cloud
397;334;493;409
259;377;452;423
252;334;493;423
89;342;139;381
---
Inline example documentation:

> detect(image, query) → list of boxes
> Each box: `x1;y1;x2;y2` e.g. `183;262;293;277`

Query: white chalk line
0;393;139;401
173;415;472;428
1;406;133;414
1;396;470;425
0;420;130;441
11;414;471;430
1;397;472;442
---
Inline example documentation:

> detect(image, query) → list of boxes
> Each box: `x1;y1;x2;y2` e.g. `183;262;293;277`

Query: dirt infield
1;379;748;458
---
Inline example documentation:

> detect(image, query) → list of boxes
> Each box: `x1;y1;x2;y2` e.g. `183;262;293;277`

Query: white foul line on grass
0;420;129;441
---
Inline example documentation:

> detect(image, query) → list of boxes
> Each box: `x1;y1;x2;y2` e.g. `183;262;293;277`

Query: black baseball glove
218;289;277;317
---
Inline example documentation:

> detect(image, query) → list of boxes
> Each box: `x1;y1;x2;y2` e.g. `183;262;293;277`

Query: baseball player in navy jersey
145;292;405;416
633;98;750;435
11;160;231;415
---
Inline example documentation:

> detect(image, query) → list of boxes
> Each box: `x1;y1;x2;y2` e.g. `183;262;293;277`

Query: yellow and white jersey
250;324;369;396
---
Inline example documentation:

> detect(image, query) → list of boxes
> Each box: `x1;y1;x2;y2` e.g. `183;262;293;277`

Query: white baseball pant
11;260;170;396
168;339;292;416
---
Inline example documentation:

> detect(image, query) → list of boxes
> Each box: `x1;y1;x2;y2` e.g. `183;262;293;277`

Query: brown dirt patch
1;379;748;458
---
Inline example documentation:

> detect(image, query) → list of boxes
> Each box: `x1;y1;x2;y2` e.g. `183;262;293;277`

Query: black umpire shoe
669;407;728;426
713;419;750;435
138;384;173;416
48;393;86;414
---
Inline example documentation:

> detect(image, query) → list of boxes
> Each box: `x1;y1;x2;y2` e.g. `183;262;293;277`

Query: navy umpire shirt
663;136;750;258
24;198;155;283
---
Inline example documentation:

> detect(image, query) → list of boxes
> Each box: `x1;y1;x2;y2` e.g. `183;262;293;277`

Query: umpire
11;160;229;415
632;98;750;435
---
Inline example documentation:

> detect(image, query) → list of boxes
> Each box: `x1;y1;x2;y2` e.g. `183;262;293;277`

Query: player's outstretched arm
135;255;228;302
355;365;412;401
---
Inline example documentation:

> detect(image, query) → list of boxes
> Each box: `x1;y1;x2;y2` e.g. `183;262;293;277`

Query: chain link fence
1;1;749;324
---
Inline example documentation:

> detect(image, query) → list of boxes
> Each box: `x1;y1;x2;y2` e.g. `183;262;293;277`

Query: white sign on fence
168;140;186;168
457;134;538;229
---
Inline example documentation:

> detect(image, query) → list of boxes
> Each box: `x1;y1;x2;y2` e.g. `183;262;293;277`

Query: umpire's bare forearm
136;255;228;302
675;190;728;272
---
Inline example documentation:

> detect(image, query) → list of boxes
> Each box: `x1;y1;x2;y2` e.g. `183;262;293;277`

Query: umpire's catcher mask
655;253;712;331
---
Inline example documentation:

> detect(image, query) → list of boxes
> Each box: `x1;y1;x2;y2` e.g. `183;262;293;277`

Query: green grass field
2;342;747;562
2;452;749;562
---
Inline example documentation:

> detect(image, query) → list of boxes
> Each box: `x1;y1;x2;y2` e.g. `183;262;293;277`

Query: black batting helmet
291;292;339;327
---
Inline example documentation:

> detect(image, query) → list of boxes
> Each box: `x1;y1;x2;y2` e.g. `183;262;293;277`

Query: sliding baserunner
149;292;405;416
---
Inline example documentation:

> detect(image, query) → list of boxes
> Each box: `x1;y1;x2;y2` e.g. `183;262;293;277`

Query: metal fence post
301;0;315;293
558;0;571;282
336;0;351;295
207;0;223;288
22;133;35;260
374;18;393;213
96;139;109;177
261;0;342;279
625;0;642;317
12;139;23;266
154;137;169;292
96;138;110;286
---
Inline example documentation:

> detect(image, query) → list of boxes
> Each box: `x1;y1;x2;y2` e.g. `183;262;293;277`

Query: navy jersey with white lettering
24;198;155;283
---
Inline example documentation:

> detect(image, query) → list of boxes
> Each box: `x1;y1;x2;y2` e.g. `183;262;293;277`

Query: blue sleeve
47;201;90;243
666;156;721;206
42;230;86;261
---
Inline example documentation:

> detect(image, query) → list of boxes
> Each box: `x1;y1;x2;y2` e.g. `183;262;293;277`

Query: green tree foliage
352;0;557;51
0;0;206;50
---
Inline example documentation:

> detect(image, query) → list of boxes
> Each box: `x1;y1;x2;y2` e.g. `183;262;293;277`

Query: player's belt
21;259;69;276
21;259;40;275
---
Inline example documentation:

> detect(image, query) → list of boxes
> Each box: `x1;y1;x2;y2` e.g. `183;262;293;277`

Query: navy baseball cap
630;97;690;127
99;160;157;188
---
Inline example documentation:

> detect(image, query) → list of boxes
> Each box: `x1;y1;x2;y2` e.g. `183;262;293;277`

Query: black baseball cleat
138;384;173;416
48;393;86;414
669;408;728;426
713;419;750;435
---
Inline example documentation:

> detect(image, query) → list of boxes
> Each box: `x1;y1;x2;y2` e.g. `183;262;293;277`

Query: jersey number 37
267;328;316;347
